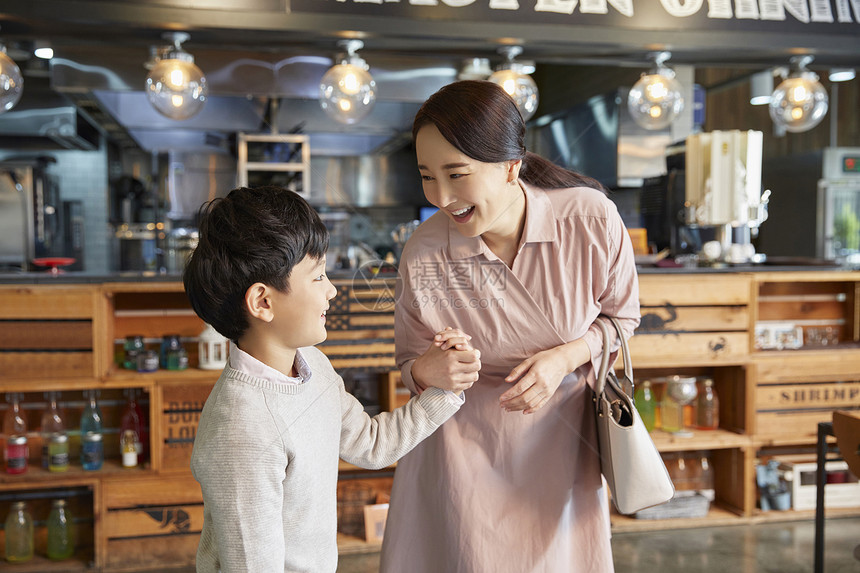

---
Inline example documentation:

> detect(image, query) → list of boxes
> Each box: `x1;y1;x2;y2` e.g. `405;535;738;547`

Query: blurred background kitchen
0;0;856;278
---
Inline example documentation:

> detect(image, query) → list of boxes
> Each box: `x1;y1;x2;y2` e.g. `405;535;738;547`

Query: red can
5;435;29;475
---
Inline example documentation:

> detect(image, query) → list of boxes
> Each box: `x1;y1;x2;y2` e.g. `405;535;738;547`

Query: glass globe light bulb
319;60;377;125
488;65;539;122
145;52;208;121
628;69;684;130
769;72;828;133
0;49;24;113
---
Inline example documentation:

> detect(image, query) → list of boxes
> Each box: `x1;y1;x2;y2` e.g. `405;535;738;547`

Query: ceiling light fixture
769;55;828;133
627;51;685;130
750;70;773;106
145;32;208;121
319;39;377;125
488;46;539;122
829;68;856;82
0;43;23;113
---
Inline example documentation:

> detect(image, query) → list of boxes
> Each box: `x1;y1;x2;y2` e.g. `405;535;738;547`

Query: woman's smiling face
416;124;522;239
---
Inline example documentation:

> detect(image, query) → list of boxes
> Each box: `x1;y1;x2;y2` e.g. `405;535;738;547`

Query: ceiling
0;0;857;153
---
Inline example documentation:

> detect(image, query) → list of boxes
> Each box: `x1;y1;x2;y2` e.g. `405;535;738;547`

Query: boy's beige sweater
191;345;460;572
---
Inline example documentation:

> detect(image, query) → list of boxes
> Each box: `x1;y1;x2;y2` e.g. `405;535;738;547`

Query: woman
380;80;640;573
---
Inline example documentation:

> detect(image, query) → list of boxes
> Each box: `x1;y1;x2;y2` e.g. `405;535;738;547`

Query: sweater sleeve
191;386;289;572
339;382;460;470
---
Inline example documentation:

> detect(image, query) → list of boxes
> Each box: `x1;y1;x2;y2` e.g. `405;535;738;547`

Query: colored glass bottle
121;429;139;468
4;501;34;563
4;393;28;475
695;378;720;430
121;388;147;461
80;390;104;470
47;499;75;560
661;376;698;435
633;380;657;432
40;391;65;470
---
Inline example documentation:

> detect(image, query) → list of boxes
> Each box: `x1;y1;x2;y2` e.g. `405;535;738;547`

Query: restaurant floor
336;516;860;572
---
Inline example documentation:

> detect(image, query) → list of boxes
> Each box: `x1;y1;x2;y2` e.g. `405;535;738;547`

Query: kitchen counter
0;264;855;283
0;269;380;284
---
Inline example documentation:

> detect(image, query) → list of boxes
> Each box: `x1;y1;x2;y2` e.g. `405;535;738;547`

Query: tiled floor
337;516;860;572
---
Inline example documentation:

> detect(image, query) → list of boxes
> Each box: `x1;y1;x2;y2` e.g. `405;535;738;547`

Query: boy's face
271;255;337;349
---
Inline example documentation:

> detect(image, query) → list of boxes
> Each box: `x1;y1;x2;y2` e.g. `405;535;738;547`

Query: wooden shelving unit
611;505;743;533
236;133;310;194
2;271;860;568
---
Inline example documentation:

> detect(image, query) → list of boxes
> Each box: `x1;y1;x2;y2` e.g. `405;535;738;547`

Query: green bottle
4;501;34;563
47;499;75;560
634;380;657;432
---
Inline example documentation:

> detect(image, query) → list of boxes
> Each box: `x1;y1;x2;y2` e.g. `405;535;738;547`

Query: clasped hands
412;328;591;414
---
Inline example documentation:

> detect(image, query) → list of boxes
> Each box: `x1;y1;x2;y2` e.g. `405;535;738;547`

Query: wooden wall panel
698;69;859;159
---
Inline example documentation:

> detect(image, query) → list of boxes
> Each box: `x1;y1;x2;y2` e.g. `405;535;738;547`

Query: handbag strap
595;316;634;396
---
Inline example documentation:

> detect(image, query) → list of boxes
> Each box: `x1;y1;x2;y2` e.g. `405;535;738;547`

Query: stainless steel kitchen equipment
757;147;860;263
165;227;199;274
0;157;61;270
319;211;351;271
115;223;158;272
684;130;770;264
526;86;694;190
817;148;860;263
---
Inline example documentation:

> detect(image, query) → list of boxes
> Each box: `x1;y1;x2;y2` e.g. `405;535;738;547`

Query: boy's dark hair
183;186;328;342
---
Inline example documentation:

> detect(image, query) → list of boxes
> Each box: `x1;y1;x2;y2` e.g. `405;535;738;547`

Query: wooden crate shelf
650;428;751;452
610;505;744;533
0;271;858;569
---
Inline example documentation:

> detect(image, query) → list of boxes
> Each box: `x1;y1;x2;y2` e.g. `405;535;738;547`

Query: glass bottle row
5;498;75;563
2;389;148;475
633;376;720;434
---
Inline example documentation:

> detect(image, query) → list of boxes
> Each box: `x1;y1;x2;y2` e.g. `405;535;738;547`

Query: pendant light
145;32;208;121
627;51;685;130
319;39;377;125
769;55;828;134
488;46;539;122
0;43;23;113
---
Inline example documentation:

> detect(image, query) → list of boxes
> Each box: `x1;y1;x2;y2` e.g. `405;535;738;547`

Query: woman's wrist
409;359;427;391
559;339;590;373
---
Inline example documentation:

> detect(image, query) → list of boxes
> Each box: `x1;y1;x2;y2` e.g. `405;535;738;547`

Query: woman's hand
500;339;590;414
411;327;481;395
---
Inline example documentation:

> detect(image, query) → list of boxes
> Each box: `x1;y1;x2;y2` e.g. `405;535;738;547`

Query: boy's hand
411;327;481;395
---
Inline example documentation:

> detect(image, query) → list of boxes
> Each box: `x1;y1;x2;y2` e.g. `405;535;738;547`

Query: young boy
184;186;480;572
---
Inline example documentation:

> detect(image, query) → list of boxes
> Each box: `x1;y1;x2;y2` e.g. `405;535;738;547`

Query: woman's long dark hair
413;80;605;192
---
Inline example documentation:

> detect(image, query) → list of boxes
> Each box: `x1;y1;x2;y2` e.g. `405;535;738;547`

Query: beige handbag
594;316;675;515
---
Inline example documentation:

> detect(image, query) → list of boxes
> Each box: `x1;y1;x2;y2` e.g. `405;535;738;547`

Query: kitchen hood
0;104;101;151
39;45;457;156
0;76;102;151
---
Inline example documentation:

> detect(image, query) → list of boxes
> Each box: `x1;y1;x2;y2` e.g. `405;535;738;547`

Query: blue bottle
80;390;103;470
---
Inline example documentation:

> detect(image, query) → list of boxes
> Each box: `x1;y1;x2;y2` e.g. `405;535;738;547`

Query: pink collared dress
380;182;641;573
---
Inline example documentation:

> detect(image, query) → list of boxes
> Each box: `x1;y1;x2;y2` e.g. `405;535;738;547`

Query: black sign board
290;0;860;36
